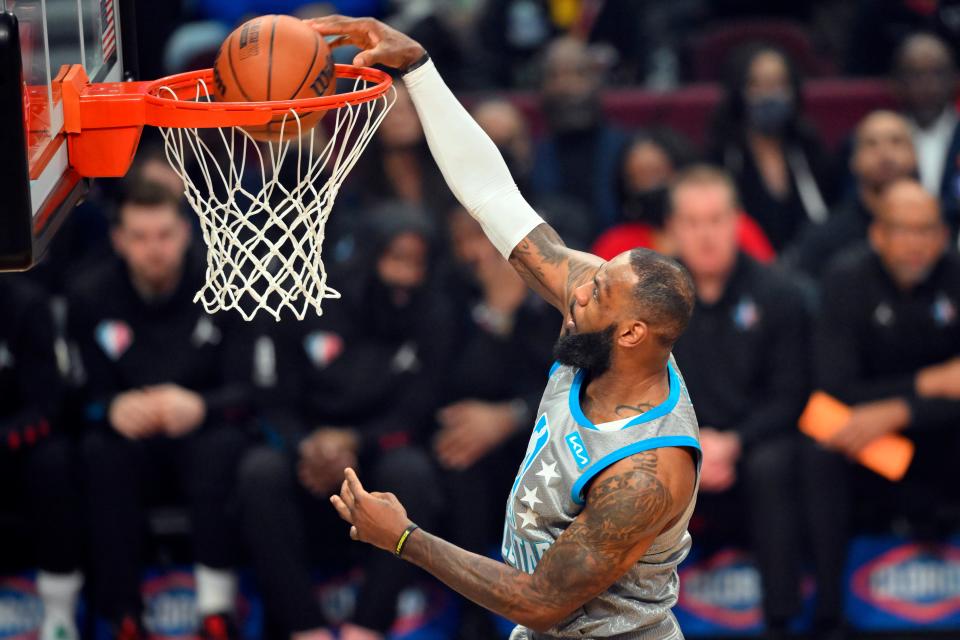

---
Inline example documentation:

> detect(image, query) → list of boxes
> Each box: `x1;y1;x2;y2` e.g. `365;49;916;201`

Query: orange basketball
212;14;336;141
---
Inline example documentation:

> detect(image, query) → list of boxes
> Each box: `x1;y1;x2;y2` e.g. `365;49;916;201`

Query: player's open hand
306;15;426;71
330;468;412;553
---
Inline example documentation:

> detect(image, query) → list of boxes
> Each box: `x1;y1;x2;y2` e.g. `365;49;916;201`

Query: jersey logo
304;331;343;369
0;342;12;370
565;432;591;470
95;320;133;361
932;293;957;327
191;316;221;347
732;296;759;331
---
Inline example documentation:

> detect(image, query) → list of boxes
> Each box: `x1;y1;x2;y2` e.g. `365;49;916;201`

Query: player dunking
314;16;702;640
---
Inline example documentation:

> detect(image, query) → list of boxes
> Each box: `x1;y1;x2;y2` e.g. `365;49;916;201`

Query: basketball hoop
59;63;395;320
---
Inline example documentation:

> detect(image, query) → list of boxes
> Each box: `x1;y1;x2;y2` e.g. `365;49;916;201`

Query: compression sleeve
403;59;544;258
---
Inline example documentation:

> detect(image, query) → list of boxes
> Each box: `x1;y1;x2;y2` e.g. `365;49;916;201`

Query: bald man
804;179;960;639
893;33;960;219
786;110;918;279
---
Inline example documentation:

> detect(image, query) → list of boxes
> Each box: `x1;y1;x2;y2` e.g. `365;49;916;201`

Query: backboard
0;0;134;270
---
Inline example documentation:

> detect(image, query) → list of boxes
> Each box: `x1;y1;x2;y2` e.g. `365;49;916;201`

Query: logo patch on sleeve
565;432;591;470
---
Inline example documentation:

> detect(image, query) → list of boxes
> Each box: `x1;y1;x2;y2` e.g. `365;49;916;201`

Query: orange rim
144;64;393;127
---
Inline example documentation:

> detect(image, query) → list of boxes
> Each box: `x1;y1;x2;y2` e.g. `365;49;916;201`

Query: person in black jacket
238;204;448;640
708;44;835;252
69;180;251;640
803;179;960;640
0;275;83;640
785;110;918;280
433;205;558;639
666;166;810;640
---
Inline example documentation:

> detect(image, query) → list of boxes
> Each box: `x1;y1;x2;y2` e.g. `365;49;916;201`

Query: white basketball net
158;79;396;321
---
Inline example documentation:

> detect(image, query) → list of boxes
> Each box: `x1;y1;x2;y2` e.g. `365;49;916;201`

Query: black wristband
394;523;420;557
401;51;430;75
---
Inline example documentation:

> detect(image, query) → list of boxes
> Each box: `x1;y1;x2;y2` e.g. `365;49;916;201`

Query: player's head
850;110;917;194
555;249;694;378
666;165;741;280
870;179;948;289
111;178;190;295
893;32;957;128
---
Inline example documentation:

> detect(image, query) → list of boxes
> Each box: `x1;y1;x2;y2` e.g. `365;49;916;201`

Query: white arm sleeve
402;59;544;258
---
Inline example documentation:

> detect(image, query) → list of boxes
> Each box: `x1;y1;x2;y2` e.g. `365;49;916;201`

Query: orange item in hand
798;391;914;482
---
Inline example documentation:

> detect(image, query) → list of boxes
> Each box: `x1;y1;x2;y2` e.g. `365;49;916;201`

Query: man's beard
553;324;616;378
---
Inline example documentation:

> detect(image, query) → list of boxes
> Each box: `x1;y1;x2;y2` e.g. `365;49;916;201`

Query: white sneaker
40;614;79;640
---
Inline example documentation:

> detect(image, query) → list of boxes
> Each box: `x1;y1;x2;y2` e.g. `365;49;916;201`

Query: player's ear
617;320;647;348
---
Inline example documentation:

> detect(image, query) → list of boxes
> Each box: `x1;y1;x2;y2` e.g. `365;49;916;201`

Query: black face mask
366;277;425;340
746;93;794;135
622;186;669;227
553;324;616;378
542;92;602;134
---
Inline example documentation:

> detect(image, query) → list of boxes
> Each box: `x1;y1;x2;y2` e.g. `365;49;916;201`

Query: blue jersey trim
568;362;681;430
570;435;702;505
548;361;562;378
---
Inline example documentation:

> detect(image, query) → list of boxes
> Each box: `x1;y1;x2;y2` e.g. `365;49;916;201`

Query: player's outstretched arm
309;15;601;312
331;448;695;632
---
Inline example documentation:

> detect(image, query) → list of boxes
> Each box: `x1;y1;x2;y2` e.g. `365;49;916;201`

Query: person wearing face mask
591;129;775;262
237;204;450;640
708;44;836;252
530;36;628;233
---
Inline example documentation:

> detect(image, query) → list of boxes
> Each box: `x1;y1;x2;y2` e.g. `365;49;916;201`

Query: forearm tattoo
509;224;598;311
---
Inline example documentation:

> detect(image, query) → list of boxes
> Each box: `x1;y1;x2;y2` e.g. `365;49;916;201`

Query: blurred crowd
3;2;960;640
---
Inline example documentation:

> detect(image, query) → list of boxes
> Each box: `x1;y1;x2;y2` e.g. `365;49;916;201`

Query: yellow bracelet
394;523;420;557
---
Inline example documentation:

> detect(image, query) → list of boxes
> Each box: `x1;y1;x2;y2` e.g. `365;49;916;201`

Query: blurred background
3;1;960;639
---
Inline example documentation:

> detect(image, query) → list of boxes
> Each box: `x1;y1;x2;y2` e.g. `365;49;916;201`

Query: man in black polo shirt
0;275;83;640
805;179;960;639
69;180;250;640
787;110;917;280
668;166;811;640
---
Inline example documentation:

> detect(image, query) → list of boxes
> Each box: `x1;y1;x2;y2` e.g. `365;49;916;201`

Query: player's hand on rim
306;15;426;71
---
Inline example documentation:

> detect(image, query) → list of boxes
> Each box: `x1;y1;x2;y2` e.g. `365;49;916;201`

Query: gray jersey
502;356;701;640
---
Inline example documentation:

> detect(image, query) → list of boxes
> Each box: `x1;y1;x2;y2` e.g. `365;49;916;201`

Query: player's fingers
344;467;367;498
340;477;355;508
349;525;359;540
329;495;354;523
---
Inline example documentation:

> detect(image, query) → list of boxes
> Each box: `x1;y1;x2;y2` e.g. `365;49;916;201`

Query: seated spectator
530;36;627;234
0;275;83;640
893;32;960;225
709;44;835;251
69;180;251;640
472;98;594;249
785;110;918;280
803;179;960;640
238;205;448;640
591;129;775;261
434;205;557;639
667;166;810;640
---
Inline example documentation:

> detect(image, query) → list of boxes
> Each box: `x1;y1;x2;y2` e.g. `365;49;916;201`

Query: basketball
212;14;336;141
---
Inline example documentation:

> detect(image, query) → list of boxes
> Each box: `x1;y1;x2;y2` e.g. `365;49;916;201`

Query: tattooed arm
331;447;696;632
509;224;604;312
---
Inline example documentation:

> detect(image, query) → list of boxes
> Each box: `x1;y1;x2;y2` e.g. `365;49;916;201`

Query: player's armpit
509;223;603;312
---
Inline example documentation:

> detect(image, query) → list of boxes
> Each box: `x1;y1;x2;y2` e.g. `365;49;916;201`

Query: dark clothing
439;286;558;553
673;254;811;448
784;197;873;281
238;445;442;633
815;248;960;429
0;276;81;574
672;255;809;625
805;247;960;626
68;253;251;427
936;120;960;227
68;252;251;620
0;276;61;448
82;426;247;619
713;134;835;252
531;125;627;232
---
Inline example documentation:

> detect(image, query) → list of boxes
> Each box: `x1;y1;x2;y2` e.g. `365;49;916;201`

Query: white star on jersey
518;509;539;529
536;460;560;484
520;486;542;509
